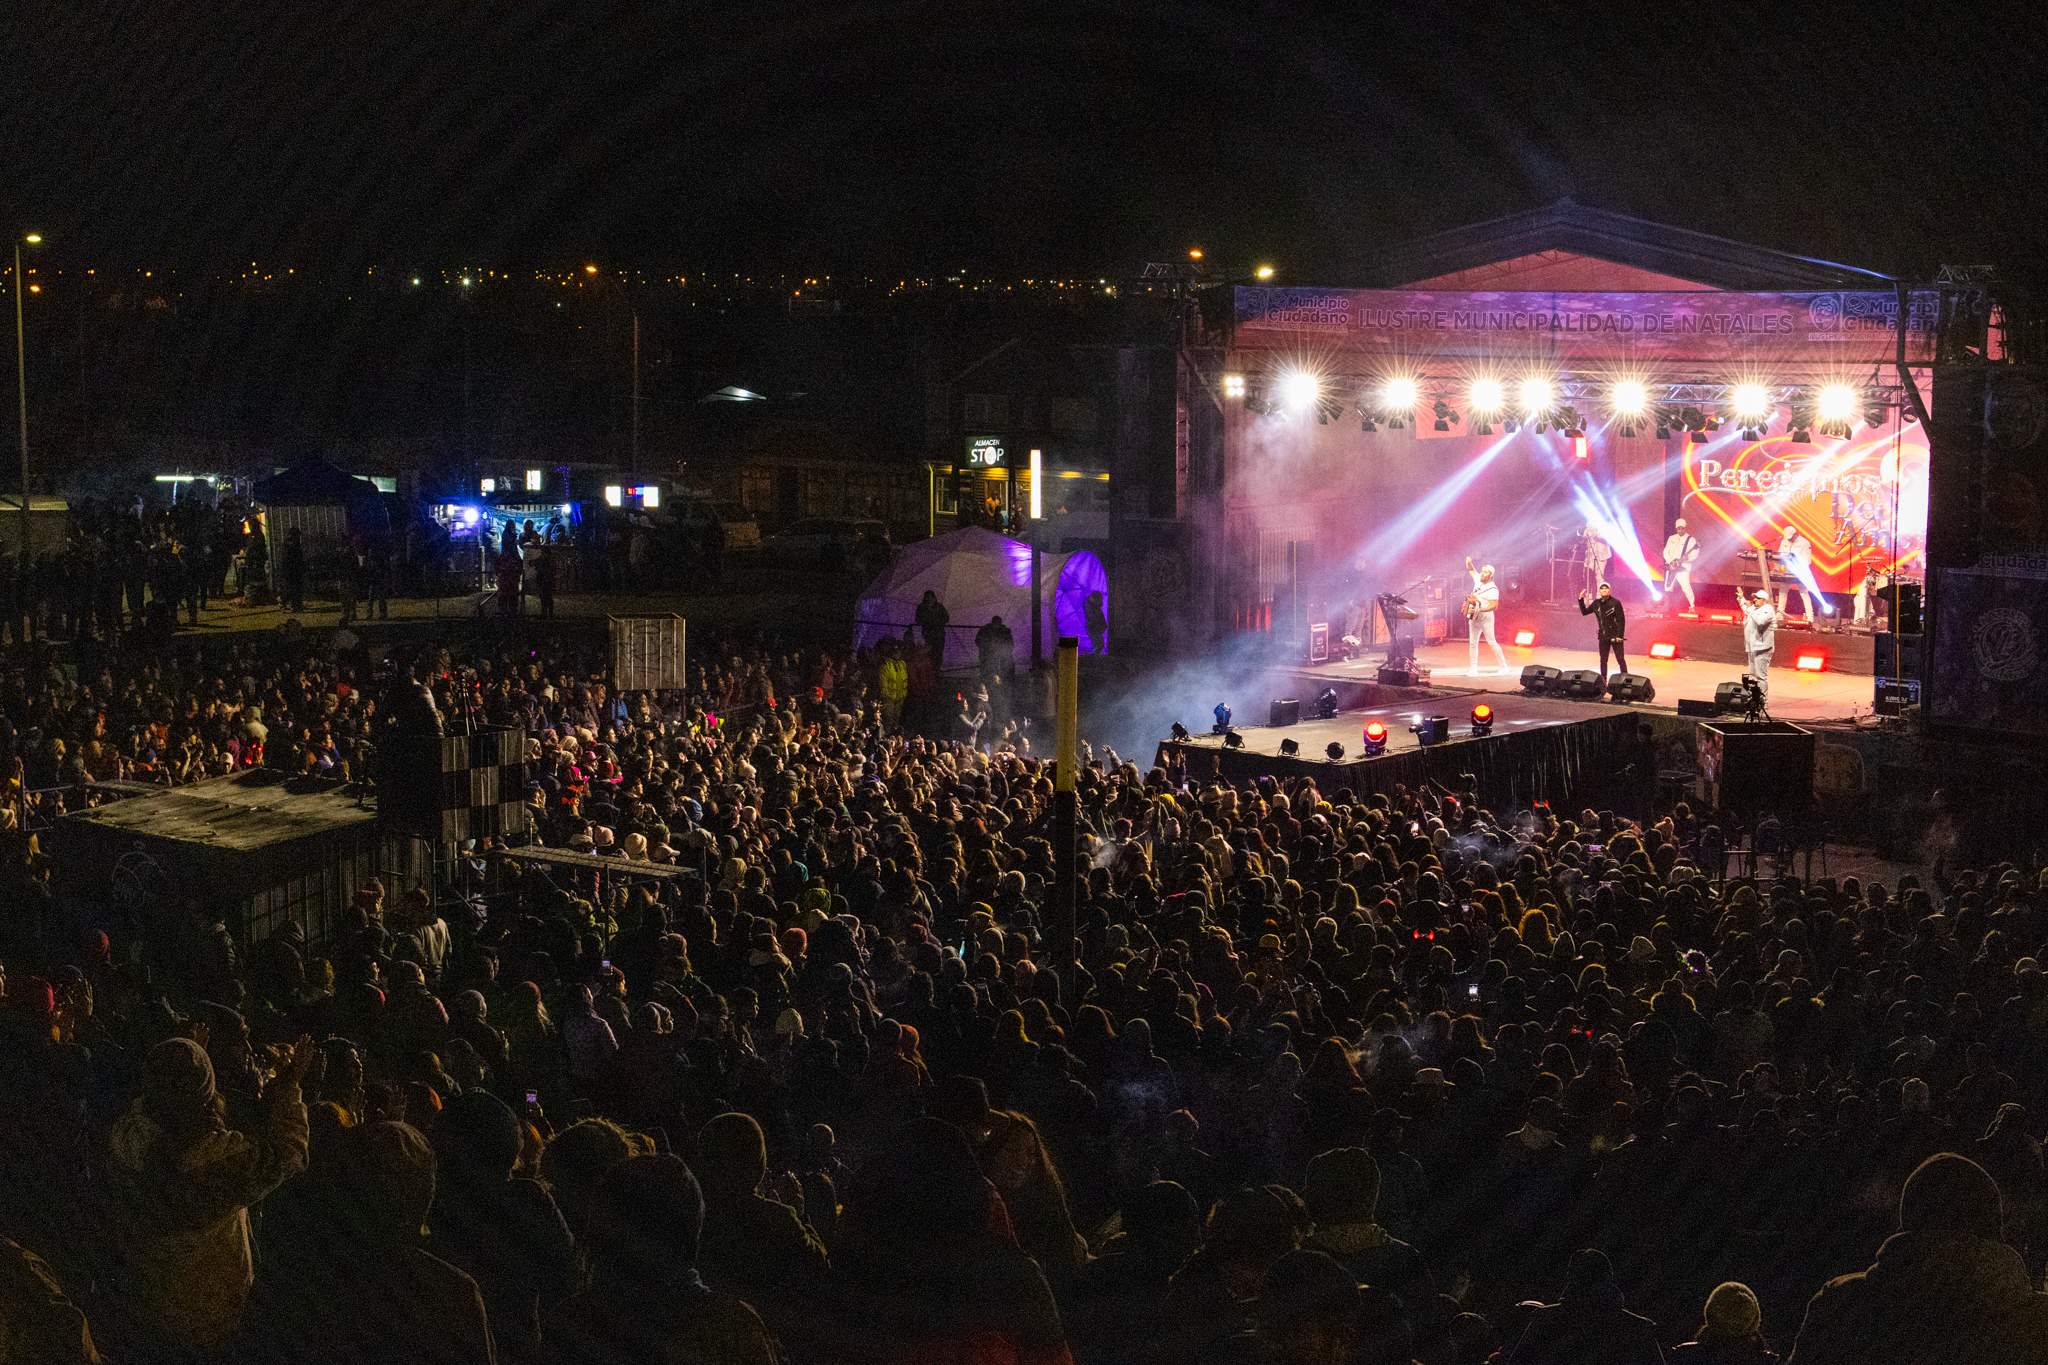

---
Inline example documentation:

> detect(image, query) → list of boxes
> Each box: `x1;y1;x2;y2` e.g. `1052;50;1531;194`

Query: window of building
963;392;1009;427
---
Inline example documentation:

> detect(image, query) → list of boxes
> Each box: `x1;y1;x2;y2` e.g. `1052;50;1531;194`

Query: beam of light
1570;474;1662;594
1777;543;1836;613
1280;370;1320;410
1353;434;1515;567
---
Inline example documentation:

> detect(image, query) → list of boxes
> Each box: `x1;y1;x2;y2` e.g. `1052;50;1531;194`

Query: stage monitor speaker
1559;669;1605;699
1697;719;1816;813
1874;631;1922;679
1269;698;1301;728
1875;677;1923;716
1520;664;1562;693
1891;583;1923;635
1677;698;1721;717
1378;665;1427;687
1606;673;1656;704
1413;715;1450;745
1715;681;1751;712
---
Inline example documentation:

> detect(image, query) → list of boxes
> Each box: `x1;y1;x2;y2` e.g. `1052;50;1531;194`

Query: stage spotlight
1212;703;1232;732
1470;702;1494;737
1520;378;1552;413
1613;381;1647;415
1648;641;1678;660
1818;384;1857;437
1224;730;1245;749
1513;629;1536;646
1555;405;1584;438
1431;398;1458;432
1733;384;1770;419
1326;742;1346;761
1170;721;1190;742
1280;370;1319;412
1795;652;1826;672
1223;374;1246;398
1360;721;1388;755
1470;378;1504;413
1383;377;1419;411
1359;409;1378;432
1313;687;1339;720
1864;395;1889;429
1279;737;1300;756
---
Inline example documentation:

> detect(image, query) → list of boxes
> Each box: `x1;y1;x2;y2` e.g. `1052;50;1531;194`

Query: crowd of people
4;618;2048;1365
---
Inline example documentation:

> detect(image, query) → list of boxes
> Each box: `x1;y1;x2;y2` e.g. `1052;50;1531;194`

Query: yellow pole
1053;636;1078;967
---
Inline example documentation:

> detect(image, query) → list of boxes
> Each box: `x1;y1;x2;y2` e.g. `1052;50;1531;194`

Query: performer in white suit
1464;556;1508;675
1661;518;1700;612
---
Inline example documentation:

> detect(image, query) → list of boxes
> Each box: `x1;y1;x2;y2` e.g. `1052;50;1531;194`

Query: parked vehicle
763;517;886;566
672;495;760;552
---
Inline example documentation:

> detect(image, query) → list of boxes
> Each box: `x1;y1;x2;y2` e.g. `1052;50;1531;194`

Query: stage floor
1167;687;1631;772
1296;641;1876;721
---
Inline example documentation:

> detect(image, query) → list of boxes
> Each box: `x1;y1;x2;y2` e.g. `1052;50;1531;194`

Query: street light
15;233;37;558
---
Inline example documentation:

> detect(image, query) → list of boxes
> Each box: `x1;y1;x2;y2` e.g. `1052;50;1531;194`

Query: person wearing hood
1302;1147;1441;1351
104;1032;315;1355
1787;1152;2048;1365
1505;1247;1664;1365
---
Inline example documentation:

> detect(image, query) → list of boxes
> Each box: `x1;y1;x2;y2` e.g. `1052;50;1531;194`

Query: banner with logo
1234;287;1939;367
1928;566;2048;733
1677;422;1928;592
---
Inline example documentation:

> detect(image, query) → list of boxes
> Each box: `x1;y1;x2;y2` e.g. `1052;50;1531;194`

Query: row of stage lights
1227;371;1894;443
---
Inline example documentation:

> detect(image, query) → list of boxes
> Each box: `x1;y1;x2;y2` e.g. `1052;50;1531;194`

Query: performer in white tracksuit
1582;526;1610;595
1661;519;1700;611
1743;587;1783;701
1465;556;1508;675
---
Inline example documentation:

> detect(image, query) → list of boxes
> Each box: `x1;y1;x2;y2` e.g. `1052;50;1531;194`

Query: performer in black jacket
1578;581;1628;681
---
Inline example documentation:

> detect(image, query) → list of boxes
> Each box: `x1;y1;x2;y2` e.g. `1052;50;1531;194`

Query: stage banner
1927;565;2048;733
1234;287;1939;367
1678;422;1929;592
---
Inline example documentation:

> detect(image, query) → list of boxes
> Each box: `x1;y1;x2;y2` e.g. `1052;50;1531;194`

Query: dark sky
0;0;2042;283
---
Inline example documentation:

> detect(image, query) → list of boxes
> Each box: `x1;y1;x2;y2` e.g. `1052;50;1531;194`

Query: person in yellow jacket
878;640;909;733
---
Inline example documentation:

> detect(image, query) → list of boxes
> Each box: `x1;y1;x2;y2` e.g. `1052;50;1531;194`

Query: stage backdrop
1678;419;1928;592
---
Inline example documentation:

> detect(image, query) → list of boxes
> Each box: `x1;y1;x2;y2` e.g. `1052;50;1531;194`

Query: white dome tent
854;526;1108;670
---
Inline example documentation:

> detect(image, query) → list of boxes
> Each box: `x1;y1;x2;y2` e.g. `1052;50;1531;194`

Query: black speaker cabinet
1606;673;1656;703
1269;698;1301;728
1520;664;1562;693
1559;669;1605;699
1874;631;1922;679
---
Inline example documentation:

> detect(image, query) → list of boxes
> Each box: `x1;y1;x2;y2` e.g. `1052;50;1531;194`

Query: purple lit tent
854;526;1108;670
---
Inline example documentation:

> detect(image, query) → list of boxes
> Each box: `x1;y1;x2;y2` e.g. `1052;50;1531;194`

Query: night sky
0;0;2042;282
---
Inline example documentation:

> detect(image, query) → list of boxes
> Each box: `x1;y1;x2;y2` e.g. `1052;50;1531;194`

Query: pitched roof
1355;200;1895;292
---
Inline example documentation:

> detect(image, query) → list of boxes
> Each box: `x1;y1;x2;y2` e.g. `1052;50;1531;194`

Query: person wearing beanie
1671;1281;1776;1364
1788;1152;2048;1365
1301;1147;1441;1350
1505;1247;1663;1365
105;1032;316;1354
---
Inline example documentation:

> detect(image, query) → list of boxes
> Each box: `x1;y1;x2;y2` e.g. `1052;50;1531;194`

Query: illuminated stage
1155;689;1639;807
1288;642;1873;722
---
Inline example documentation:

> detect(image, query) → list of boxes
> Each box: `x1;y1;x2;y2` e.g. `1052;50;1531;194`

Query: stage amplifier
1676;698;1721;717
1874;677;1922;716
1269;698;1301;727
1558;669;1605;699
1874;631;1922;679
1606;673;1656;704
1519;664;1562;693
1378;664;1429;687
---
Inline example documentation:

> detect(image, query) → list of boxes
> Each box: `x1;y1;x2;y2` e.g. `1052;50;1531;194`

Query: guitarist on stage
1465;556;1509;676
